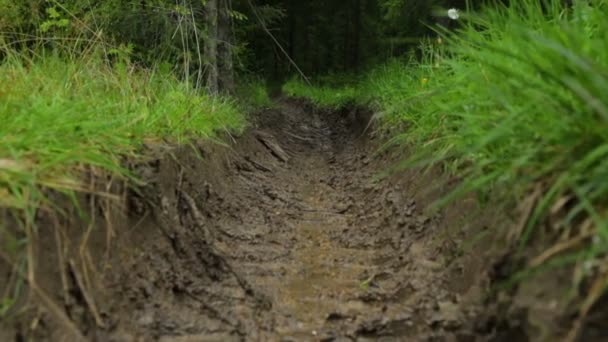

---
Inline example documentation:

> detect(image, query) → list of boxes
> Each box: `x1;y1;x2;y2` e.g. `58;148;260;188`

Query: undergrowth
237;78;273;110
284;0;608;309
283;77;358;110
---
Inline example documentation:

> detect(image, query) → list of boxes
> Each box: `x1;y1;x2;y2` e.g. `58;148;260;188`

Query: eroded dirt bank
3;99;605;341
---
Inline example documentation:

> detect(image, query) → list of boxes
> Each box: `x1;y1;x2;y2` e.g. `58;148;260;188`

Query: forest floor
3;98;602;341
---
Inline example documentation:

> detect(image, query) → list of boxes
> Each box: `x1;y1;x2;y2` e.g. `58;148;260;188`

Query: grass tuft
283;77;358;110
0;53;246;209
237;78;273;110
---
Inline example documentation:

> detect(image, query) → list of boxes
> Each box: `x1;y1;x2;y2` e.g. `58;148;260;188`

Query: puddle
274;168;377;339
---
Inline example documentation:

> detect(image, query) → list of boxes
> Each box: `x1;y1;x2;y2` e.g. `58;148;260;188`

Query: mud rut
106;99;481;342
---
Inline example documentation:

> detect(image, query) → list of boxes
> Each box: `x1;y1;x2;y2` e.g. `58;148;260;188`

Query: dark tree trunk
344;2;351;71
353;0;362;72
218;0;235;94
204;0;219;94
288;0;296;69
204;0;234;95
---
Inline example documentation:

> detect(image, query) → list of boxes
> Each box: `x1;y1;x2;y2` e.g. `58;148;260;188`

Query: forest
1;0;607;341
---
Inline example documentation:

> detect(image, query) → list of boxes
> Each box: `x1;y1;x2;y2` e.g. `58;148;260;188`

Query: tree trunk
288;0;296;71
217;0;235;94
353;0;362;72
344;3;351;71
204;0;219;95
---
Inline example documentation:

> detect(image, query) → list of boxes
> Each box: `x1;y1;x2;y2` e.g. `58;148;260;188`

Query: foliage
283;0;608;282
248;0;482;78
283;77;358;109
1;1;208;81
237;78;273;109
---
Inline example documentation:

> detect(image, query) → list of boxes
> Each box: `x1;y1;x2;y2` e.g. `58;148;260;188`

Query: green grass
0;51;246;238
284;0;608;284
283;77;359;110
237;78;273;110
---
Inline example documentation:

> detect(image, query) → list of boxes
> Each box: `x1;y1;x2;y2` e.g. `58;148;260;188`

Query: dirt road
7;99;576;341
94;99;494;342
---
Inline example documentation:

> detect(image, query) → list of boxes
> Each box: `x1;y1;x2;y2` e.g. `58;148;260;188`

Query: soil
1;98;606;341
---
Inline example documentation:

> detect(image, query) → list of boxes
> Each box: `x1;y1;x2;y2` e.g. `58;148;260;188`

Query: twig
103;176;116;271
68;260;106;328
0;250;85;341
180;191;212;242
246;0;311;85
285;131;314;142
244;156;273;173
509;184;542;244
79;174;97;294
566;266;608;342
528;227;595;268
52;214;72;311
256;132;290;162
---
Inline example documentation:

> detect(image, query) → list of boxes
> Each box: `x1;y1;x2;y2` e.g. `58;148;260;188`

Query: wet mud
101;99;496;341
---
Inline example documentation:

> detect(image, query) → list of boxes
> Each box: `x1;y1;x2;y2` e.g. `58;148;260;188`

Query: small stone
417;215;430;225
435;301;463;330
335;202;353;214
136;312;154;327
326;312;350;321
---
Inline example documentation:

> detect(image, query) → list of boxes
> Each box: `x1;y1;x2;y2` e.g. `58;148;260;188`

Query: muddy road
5;99;567;341
96;99;498;342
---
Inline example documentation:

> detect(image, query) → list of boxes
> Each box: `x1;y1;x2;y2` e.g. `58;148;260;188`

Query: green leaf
47;6;61;19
